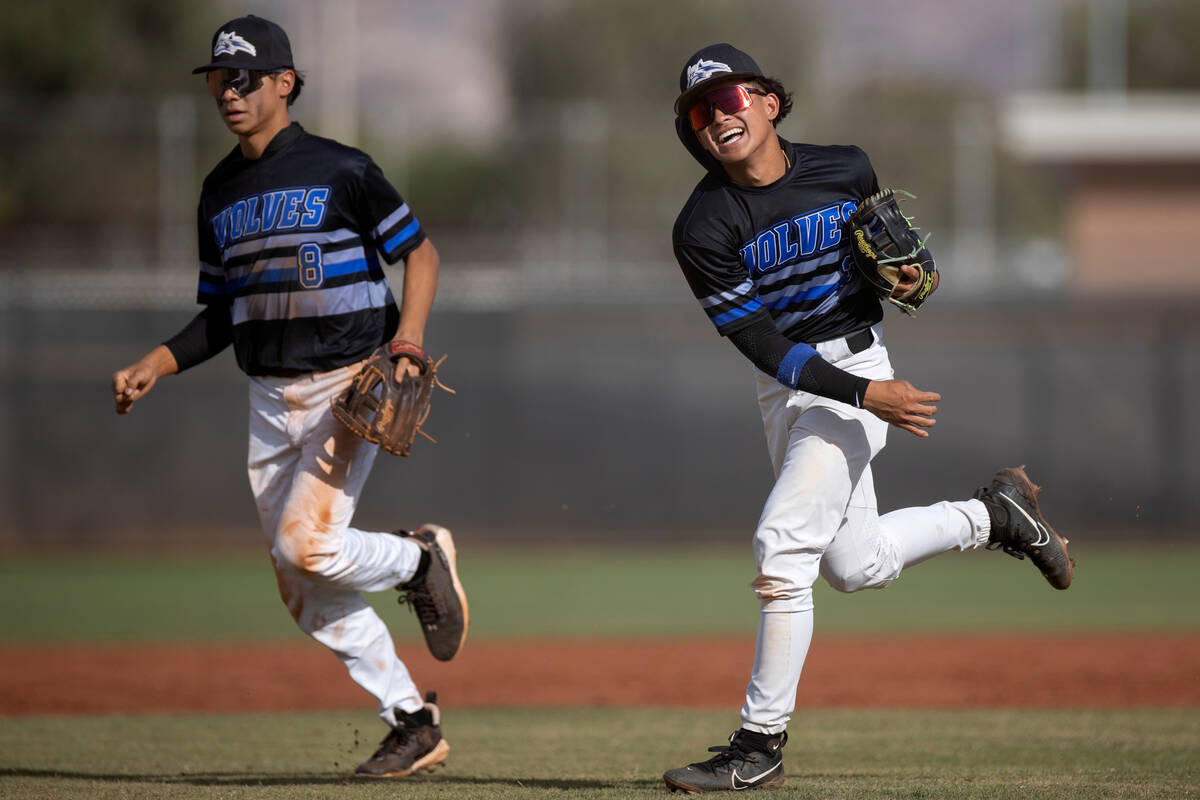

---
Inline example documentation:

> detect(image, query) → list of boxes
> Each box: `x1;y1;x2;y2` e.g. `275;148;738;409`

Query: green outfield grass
1;707;1197;799
3;544;1198;799
1;541;1197;643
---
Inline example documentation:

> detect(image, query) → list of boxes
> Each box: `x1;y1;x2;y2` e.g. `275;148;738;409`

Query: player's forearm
395;238;439;345
727;319;871;407
162;303;233;372
135;345;180;379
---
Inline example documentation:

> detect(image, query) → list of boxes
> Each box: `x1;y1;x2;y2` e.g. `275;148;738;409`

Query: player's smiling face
692;80;780;166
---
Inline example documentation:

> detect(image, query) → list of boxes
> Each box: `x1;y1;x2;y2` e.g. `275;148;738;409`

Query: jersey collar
258;121;305;159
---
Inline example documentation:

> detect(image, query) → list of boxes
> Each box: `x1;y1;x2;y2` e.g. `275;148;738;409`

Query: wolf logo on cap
685;58;732;89
213;30;257;58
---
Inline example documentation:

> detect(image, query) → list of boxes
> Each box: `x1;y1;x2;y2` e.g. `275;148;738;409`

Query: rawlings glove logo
915;267;936;300
686;58;732;88
213;30;257;58
854;229;877;259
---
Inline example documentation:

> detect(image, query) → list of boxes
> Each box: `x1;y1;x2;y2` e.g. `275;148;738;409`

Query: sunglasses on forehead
687;85;768;131
205;68;283;98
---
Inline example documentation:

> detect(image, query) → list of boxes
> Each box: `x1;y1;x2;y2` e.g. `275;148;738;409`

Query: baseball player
662;44;1074;794
109;15;466;779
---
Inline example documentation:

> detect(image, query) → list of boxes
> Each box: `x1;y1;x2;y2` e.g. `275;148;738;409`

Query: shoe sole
663;773;786;793
356;738;450;778
995;466;1075;590
418;523;470;660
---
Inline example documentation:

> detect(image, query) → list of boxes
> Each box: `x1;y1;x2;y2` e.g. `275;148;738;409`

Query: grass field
2;708;1196;799
2;542;1198;798
2;542;1198;642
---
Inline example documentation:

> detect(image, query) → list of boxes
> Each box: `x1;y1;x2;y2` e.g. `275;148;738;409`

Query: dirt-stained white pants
247;361;426;726
740;324;992;734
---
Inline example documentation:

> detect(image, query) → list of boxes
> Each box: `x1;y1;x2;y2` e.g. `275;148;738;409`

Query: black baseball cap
674;43;765;116
192;15;295;74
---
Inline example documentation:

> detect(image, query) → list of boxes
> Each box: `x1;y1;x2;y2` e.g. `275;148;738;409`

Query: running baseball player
109;15;465;779
662;43;1074;793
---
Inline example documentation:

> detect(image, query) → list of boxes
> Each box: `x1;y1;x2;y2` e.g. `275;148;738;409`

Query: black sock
412;548;432;582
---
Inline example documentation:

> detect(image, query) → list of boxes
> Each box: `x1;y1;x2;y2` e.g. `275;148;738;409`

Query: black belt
845;328;874;354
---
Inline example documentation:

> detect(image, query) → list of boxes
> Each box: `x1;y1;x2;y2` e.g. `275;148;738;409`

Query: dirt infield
2;633;1197;715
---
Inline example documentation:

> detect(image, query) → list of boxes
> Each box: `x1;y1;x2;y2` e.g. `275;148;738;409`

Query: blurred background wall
1;0;1198;547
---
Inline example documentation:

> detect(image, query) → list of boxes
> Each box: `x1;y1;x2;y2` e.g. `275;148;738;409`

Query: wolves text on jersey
210;185;331;251
739;199;859;277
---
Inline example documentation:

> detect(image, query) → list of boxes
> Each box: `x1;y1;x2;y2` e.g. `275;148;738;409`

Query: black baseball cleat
396;524;468;661
355;692;450;778
663;729;787;793
975;466;1075;590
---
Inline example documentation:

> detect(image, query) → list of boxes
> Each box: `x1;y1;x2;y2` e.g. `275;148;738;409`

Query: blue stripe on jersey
221;227;358;264
775;342;818;389
231;279;392;324
373;203;411;238
754;252;841;298
710;298;763;328
225;257;370;293
699;279;756;308
764;280;839;309
198;280;226;296
197;260;226;298
383;218;421;254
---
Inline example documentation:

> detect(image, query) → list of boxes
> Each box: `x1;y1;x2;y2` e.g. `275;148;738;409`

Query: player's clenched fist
862;379;940;438
111;346;178;414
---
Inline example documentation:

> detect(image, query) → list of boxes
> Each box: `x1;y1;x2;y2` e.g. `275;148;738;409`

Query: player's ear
763;91;780;122
275;70;295;99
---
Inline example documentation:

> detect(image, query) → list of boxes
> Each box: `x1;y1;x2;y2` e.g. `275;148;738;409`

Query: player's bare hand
394;356;422;383
111;345;178;415
862;379;940;438
112;363;159;414
893;264;938;299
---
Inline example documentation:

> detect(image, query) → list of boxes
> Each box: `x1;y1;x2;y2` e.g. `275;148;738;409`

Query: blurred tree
492;0;817;240
502;0;811;107
0;1;210;93
1059;0;1200;91
0;1;213;243
796;83;970;239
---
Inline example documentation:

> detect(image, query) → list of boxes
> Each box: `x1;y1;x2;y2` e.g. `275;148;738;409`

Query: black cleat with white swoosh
975;466;1074;590
663;729;786;793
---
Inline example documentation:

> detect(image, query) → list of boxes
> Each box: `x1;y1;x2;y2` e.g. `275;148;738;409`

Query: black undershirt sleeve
727;317;873;408
163;302;233;373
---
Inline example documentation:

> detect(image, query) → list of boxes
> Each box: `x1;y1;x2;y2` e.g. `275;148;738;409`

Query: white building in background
1002;92;1200;294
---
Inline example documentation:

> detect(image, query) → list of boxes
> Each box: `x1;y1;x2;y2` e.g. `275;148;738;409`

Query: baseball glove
846;189;937;316
331;340;454;456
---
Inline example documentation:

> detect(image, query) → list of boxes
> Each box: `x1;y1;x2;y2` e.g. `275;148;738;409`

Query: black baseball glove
331;341;453;457
845;189;937;316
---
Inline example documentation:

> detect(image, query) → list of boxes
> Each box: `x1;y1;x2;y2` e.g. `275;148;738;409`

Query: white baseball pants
247;361;427;726
740;324;992;734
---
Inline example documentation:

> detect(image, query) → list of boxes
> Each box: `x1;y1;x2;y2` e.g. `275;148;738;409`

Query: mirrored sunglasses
688;85;767;131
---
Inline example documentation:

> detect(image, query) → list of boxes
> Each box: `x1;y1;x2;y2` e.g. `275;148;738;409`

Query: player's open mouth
718;127;745;145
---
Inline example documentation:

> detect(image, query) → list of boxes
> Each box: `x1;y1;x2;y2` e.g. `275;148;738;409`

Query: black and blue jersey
673;138;883;345
193;122;425;376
